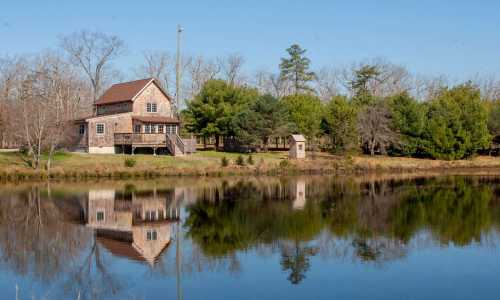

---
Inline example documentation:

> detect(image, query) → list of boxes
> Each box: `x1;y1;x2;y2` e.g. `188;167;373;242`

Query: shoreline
1;151;500;182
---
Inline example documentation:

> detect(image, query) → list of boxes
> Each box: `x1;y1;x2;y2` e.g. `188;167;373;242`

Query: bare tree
134;50;174;93
357;101;397;156
8;53;86;170
470;74;500;101
217;54;246;86
183;55;221;100
60;30;125;102
252;70;290;98
314;66;341;101
0;56;26;148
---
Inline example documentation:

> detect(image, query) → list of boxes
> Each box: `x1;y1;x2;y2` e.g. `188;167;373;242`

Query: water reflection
85;188;179;265
0;176;499;299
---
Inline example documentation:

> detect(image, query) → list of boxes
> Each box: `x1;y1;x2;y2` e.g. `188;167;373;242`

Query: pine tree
279;44;316;94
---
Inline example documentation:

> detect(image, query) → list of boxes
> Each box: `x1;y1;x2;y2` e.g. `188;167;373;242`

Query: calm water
1;175;500;300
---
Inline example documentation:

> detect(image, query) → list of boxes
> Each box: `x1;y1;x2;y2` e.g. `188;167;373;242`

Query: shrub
124;158;137;168
221;156;229;167
236;155;245;166
247;155;254;165
279;159;290;168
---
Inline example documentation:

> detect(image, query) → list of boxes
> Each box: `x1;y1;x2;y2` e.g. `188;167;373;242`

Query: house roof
94;78;172;105
97;236;145;262
290;134;306;142
132;116;180;124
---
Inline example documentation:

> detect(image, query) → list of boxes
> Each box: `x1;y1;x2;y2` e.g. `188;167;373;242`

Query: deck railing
114;133;166;145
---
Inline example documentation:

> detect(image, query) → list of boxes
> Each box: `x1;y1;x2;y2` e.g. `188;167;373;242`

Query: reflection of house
291;179;307;210
85;189;180;265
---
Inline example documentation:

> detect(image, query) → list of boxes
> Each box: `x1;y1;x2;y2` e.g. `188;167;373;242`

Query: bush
221;156;229;167
279;159;290;168
247;155;254;165
124;158;137;168
236;155;245;166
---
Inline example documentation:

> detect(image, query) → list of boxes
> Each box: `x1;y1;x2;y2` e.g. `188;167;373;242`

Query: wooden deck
114;133;196;156
114;133;166;147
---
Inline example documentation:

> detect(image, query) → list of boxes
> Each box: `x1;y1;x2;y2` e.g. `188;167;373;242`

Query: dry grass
1;150;500;182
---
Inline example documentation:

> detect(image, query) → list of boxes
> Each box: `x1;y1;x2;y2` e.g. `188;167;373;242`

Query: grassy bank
1;151;500;182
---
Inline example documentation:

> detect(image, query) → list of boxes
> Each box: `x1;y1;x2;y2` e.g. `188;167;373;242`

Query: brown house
74;78;195;156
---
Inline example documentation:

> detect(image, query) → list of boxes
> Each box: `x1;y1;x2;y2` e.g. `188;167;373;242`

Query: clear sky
1;0;499;79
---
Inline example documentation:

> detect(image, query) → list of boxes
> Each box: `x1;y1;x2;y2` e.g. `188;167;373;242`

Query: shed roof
94;78;172;105
290;134;306;142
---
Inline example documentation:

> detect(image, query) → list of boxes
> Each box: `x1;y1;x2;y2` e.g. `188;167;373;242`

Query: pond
0;175;500;300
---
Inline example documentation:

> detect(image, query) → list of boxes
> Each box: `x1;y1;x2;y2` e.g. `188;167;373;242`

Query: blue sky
1;0;499;79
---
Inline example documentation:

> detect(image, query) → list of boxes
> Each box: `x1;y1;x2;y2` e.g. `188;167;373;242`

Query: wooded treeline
184;44;500;160
1;30;500;164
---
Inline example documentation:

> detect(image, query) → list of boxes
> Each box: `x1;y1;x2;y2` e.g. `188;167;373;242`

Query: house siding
87;113;133;153
132;83;173;117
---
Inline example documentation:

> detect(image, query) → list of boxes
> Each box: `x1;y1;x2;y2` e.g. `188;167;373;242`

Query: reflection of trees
185;177;500;275
62;234;122;300
0;185;123;299
185;181;324;257
390;178;493;245
185;180;324;284
280;240;318;284
0;186;90;283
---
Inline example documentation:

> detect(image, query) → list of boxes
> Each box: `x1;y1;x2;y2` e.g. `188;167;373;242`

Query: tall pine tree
280;44;316;94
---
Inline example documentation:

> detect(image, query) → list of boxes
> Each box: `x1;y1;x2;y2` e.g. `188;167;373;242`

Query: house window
146;103;157;113
134;124;141;133
145;210;156;221
144;124;151;134
147;230;158;241
79;124;85;135
158;125;164;134
96;211;105;222
150;124;156;133
298;144;303;151
166;125;177;135
96;123;105;135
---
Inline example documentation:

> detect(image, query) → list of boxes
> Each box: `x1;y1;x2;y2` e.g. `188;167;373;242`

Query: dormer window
146;102;157;113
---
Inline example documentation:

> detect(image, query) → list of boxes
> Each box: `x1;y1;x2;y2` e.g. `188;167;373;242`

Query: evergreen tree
282;94;323;140
350;65;380;106
185;79;258;149
232;94;295;150
388;92;427;156
324;95;358;153
423;83;490;159
279;44;316;94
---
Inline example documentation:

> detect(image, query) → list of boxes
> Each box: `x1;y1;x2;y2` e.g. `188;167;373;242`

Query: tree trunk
215;135;220;151
263;137;269;152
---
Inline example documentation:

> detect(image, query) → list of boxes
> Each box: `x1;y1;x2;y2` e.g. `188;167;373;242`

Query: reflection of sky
2;228;500;299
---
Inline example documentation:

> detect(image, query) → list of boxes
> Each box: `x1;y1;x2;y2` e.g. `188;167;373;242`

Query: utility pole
175;25;183;114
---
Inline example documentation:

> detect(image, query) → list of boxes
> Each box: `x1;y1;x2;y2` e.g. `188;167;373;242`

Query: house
289;134;306;159
74;78;195;156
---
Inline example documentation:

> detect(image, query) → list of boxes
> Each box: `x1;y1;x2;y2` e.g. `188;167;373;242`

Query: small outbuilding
289;134;306;159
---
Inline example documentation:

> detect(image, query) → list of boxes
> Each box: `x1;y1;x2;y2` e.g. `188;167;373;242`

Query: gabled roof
94;78;172;105
290;134;306;142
